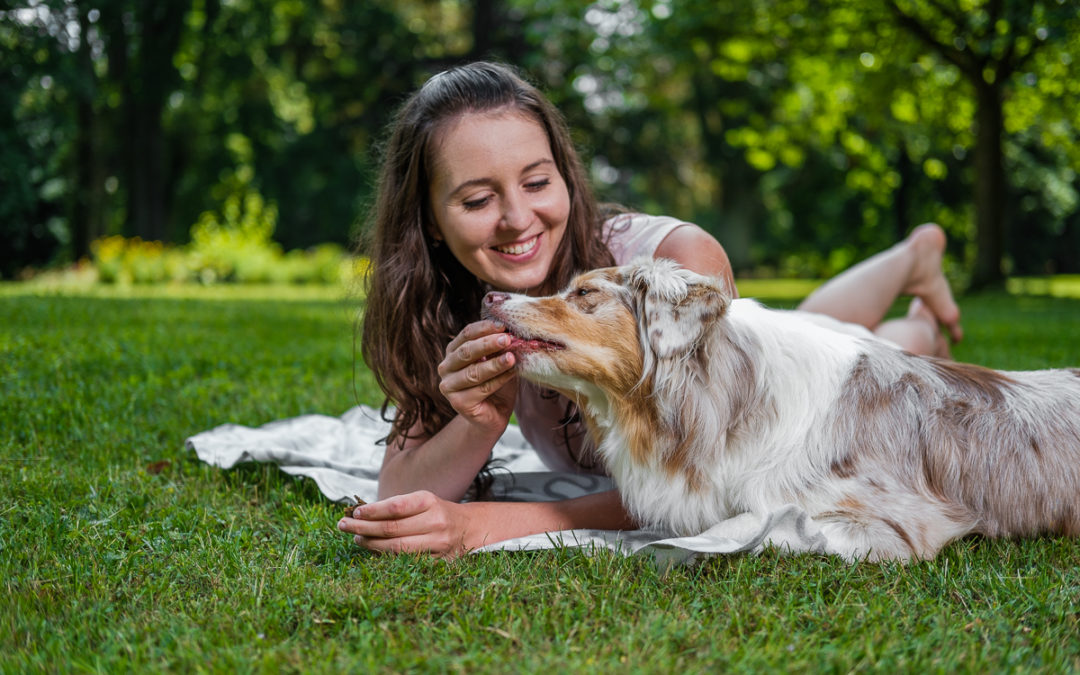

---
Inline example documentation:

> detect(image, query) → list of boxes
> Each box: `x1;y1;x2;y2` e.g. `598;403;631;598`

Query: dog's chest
600;432;745;534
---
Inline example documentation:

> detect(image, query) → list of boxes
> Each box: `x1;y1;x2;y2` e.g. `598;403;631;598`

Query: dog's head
480;258;731;400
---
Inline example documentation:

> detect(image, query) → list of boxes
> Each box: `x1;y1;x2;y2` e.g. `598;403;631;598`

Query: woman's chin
487;262;552;293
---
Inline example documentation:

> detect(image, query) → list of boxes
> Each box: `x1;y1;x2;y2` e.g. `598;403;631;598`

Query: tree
885;0;1080;287
523;0;1080;282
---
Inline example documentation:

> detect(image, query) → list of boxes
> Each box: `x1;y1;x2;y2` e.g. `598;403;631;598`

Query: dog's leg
812;493;977;562
816;517;919;562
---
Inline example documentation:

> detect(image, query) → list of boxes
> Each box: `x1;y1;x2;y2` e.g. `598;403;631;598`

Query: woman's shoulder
603;212;691;265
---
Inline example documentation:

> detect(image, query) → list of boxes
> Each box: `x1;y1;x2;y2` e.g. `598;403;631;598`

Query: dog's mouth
481;301;565;353
503;327;565;353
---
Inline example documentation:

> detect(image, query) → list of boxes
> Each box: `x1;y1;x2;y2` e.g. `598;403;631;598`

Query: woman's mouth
493;234;539;256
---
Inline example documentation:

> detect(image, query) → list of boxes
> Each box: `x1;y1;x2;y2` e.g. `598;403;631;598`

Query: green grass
3;281;1080;672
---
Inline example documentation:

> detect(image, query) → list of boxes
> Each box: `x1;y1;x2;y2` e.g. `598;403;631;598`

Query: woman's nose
499;192;529;230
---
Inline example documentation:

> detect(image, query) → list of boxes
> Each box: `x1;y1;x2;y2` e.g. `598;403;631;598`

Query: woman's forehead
428;110;555;188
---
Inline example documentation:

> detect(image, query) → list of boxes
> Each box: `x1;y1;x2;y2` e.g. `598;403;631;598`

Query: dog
481;258;1080;562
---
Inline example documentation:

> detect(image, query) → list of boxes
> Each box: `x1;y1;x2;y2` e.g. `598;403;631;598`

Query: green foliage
2;284;1079;670
3;0;1079;282
90;224;360;286
189;184;281;283
91;236;192;284
514;0;1080;279
88;156;367;285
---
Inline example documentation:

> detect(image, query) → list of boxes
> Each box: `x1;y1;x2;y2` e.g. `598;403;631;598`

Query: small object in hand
343;496;367;518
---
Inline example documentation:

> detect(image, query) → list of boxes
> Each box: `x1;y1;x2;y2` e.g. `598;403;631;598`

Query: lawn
3;280;1080;672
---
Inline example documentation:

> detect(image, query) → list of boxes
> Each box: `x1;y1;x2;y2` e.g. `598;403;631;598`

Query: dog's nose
483;291;509;307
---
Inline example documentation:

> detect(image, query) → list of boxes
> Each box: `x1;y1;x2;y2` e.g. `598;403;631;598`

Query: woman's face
427;110;571;294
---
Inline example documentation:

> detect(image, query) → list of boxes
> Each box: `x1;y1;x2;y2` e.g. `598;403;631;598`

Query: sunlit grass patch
735;277;823;302
1007;275;1080;299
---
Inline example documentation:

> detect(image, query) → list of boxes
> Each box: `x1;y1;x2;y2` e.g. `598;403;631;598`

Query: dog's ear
624;258;730;359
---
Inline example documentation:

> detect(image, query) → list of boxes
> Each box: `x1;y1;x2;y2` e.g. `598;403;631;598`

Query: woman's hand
437;319;519;431
338;490;474;560
340;490;637;559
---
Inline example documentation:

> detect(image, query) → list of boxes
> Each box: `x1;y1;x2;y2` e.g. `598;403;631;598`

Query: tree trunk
471;0;496;57
969;79;1007;289
128;98;168;241
123;2;190;242
690;66;758;272
72;7;106;259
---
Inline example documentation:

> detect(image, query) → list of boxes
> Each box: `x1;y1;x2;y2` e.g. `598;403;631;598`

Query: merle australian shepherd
481;258;1080;561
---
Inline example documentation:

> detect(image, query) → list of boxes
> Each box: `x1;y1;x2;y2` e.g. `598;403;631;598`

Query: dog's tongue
508;334;562;352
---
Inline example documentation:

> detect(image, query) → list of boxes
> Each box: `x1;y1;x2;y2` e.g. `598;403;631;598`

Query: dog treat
343;496;367;518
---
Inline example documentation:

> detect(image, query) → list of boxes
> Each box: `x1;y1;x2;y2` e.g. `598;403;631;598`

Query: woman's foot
906;297;952;358
901;224;963;344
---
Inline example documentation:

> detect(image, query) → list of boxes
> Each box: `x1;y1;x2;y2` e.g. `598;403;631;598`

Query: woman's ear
425;220;444;247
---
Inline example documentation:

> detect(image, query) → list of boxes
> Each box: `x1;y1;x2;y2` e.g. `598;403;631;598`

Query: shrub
88;185;365;286
91;236;192;284
89;231;360;287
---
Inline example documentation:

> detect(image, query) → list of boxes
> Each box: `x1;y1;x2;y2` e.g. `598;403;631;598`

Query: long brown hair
360;62;615;447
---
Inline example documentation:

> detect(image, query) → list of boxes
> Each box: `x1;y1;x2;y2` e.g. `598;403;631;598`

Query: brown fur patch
839;352;950;501
529;291;643;394
929;359;1015;405
882;518;916;554
664;431;706;493
617;386;663;467
837;496;864;511
831;453;858;479
817;497;866;524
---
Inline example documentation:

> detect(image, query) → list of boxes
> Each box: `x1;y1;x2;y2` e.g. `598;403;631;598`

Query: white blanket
186;405;828;565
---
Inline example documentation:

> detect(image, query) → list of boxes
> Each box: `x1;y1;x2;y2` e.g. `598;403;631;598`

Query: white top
513;213;690;474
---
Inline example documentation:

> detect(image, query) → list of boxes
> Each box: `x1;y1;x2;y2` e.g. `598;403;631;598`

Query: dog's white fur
482;258;1080;561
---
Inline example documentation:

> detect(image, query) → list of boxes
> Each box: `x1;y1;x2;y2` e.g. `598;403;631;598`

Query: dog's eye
576;287;593;297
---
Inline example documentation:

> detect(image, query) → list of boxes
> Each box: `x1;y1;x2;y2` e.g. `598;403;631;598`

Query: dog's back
819;342;1080;545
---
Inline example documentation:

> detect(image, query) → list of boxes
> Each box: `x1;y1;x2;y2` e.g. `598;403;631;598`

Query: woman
339;61;962;558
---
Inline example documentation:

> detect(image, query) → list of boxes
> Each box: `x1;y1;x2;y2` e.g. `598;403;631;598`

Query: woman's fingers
440;329;511;378
338;491;469;559
437;321;517;410
440;350;514;394
352;534;460;557
434;319;519;426
442;319;506;359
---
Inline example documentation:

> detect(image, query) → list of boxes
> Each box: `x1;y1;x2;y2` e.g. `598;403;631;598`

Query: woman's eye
462;196;490;211
524;178;550;191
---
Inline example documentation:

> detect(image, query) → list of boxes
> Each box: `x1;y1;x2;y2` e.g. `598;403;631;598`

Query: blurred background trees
2;0;1078;286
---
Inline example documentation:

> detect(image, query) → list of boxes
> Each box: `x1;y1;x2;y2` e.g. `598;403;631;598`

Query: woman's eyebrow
447;158;555;199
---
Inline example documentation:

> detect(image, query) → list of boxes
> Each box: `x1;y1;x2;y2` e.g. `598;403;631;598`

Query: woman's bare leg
798;223;962;353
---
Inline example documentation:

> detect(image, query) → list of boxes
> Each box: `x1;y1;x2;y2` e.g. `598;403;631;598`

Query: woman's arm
377;413;507;502
338;488;635;559
377;318;520;502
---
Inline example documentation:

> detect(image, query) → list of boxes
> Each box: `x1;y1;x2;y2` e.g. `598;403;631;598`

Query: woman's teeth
495;236;537;256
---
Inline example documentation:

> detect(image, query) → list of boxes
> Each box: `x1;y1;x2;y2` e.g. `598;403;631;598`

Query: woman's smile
493;233;541;258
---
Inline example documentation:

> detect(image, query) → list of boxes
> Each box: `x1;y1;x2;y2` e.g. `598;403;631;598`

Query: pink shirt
513;213;689;474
